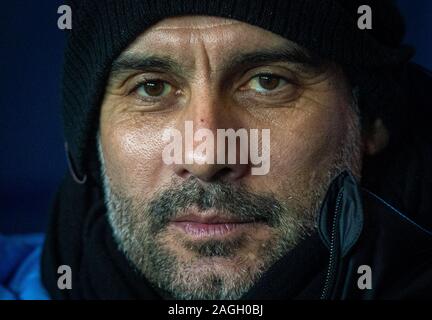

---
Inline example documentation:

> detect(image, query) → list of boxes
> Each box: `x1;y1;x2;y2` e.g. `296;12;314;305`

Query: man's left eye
247;74;288;93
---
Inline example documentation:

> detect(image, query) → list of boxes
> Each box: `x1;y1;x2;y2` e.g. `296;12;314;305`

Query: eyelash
129;79;161;94
126;79;171;104
244;73;294;93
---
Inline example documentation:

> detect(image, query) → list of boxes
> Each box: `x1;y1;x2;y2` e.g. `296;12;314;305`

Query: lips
171;213;250;224
170;212;258;239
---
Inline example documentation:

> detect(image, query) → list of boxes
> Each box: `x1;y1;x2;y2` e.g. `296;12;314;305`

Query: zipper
320;190;343;300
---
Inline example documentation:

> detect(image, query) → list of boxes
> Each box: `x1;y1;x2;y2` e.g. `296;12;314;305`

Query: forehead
121;15;293;58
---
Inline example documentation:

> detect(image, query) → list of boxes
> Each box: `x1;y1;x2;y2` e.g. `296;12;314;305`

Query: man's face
99;16;362;299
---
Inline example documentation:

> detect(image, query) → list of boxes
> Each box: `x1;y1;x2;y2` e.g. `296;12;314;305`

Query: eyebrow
110;55;187;80
109;44;324;81
222;46;325;74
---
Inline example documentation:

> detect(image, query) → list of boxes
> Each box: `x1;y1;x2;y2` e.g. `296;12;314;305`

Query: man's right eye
135;80;173;98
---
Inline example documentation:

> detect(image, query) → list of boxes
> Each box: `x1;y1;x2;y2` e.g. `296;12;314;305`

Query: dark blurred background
0;1;431;234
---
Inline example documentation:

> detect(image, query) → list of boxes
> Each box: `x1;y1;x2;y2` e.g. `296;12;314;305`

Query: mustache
146;178;284;233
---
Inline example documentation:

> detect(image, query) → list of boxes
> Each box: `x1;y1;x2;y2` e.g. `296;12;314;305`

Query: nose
172;96;250;183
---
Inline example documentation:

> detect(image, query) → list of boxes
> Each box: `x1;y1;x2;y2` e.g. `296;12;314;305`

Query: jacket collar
318;170;364;258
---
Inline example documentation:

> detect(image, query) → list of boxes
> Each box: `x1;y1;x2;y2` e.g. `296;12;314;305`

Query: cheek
264;102;350;190
101;120;172;197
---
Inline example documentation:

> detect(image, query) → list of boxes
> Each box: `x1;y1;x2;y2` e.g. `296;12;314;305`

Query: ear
363;118;390;156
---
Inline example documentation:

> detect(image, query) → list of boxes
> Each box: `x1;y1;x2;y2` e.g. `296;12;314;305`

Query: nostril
174;162;250;183
210;166;248;182
210;167;233;182
176;168;192;179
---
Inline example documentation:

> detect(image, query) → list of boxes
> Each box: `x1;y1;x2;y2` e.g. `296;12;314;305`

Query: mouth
169;211;264;239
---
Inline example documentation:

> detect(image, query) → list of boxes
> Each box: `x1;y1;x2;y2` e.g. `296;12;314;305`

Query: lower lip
170;221;254;238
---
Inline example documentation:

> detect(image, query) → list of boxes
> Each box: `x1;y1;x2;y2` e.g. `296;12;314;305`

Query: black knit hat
62;0;413;183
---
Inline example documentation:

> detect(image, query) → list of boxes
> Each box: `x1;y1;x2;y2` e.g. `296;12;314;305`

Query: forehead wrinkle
189;31;218;83
152;20;241;31
120;19;315;85
151;16;241;31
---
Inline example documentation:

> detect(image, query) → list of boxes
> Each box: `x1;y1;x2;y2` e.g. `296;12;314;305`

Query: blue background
0;1;431;234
